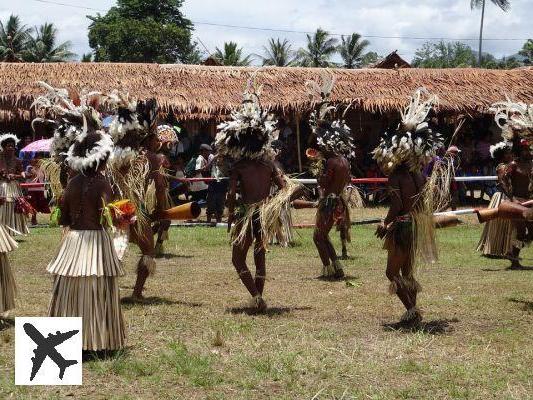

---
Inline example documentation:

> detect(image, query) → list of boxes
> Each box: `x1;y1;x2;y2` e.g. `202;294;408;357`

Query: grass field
1;209;533;399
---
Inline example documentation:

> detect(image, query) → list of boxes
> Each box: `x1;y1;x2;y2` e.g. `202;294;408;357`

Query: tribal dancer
489;100;533;268
150;125;177;255
217;75;299;312
106;94;158;300
0;134;31;236
48;131;125;352
373;88;444;325
476;141;516;258
305;72;356;279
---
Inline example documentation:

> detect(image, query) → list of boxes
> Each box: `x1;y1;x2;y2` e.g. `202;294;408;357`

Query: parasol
19;138;52;158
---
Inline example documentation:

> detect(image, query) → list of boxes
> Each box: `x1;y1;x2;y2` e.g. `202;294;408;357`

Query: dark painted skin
313;153;351;271
376;164;425;314
227;159;285;300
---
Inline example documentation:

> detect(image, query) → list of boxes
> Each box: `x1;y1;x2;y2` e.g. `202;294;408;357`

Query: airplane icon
23;323;79;381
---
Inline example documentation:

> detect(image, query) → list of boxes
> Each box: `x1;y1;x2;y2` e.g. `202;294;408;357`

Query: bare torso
0;154;23;179
510;160;532;200
319;155;350;196
59;173;112;230
233;160;282;204
384;166;425;225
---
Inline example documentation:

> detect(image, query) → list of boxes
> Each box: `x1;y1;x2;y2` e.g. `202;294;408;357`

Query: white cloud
1;0;530;61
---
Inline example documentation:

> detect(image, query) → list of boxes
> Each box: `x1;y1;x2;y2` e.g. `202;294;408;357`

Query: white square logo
15;317;82;386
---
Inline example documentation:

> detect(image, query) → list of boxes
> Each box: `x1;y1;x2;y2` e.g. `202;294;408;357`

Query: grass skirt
0;224;17;313
476;192;515;256
0;253;16;314
231;179;299;248
0;181;29;236
47;229;125;351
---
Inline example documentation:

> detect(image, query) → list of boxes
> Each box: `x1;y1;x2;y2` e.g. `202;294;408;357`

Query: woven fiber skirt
48;275;125;351
48;230;124;277
0;253;16;314
0;201;29;236
47;229;125;351
476;192;515;257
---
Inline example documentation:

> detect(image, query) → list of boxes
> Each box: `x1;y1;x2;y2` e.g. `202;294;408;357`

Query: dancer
476;141;516;259
217;75;299;312
305;72;356;279
372;88;444;325
48;131;125;352
145;125;175;256
0;221;18;319
0;134;30;236
106;94;158;300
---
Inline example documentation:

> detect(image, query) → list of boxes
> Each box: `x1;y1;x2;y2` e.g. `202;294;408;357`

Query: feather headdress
157;124;179;145
0;133;20;150
490;98;533;141
66;132;114;173
372;88;442;175
31;81;104;157
106;91;158;145
489;140;512;161
215;71;278;161
306;70;355;159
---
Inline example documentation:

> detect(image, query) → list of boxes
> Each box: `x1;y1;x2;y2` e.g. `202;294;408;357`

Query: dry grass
1;208;533;399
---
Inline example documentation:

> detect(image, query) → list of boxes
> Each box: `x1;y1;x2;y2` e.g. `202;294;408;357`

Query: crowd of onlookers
10;118;506;223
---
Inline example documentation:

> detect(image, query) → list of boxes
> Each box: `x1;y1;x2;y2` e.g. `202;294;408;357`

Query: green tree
87;0;199;63
81;53;93;62
519;39;533;64
296;28;338;67
470;0;511;66
212;42;252;66
360;51;380;67
412;41;477;68
0;15;31;62
24;23;75;62
337;33;370;69
257;38;295;66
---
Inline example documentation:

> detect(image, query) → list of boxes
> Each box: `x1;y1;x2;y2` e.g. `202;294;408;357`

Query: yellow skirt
0;253;16;314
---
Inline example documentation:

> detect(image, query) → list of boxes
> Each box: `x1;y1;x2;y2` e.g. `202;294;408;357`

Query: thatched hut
1;62;532;170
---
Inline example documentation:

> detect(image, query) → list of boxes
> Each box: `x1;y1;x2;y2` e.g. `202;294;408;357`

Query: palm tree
24;23;75;62
296;28;338;67
470;0;510;66
213;42;252;66
257;38;295;66
337;33;370;69
0;15;31;62
519;39;533;64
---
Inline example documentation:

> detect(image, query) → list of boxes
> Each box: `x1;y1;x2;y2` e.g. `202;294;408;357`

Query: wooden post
295;113;302;172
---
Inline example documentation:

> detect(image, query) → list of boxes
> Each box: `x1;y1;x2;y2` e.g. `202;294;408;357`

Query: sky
1;0;531;63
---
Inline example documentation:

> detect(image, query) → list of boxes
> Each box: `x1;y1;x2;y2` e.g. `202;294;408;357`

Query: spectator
169;156;189;204
189;144;211;205
206;153;228;223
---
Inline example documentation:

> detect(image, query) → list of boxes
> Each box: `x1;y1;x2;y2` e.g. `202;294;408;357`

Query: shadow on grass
314;274;360;282
508;297;533;311
121;296;202;308
83;347;131;363
382;318;458;335
156;253;194;260
0;318;14;332
226;306;313;317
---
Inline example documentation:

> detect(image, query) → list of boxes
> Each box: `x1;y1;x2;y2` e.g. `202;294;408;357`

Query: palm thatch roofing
1;62;532;122
373;51;411;69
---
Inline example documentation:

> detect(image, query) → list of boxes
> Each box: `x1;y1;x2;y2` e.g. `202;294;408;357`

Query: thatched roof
373;51;411;69
1;62;532;122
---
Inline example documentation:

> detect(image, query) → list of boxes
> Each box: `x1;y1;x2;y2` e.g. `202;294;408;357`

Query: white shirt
190;155;208;192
